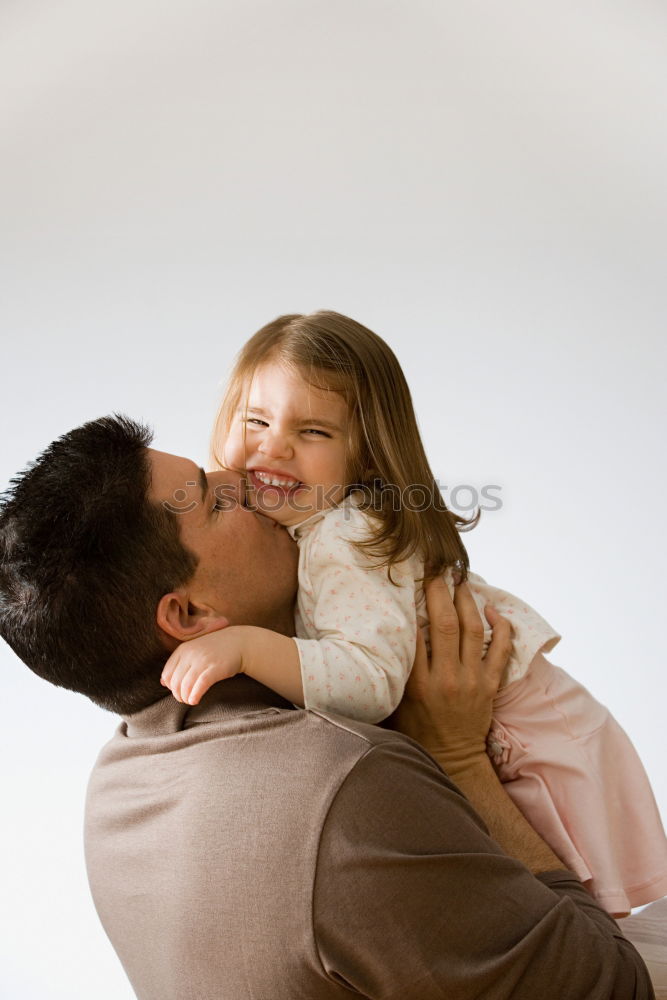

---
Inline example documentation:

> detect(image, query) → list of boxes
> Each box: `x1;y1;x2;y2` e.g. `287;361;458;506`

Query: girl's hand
160;626;246;706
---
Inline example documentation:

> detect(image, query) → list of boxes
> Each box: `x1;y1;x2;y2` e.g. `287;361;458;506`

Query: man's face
148;449;299;632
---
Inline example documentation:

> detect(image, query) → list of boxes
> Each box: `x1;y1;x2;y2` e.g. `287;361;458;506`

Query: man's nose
258;427;294;461
207;471;246;510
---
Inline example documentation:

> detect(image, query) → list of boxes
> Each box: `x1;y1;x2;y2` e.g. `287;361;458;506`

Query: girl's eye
245;418;268;427
302;429;331;438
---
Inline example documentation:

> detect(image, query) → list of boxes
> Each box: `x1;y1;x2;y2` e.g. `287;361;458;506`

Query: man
0;415;653;998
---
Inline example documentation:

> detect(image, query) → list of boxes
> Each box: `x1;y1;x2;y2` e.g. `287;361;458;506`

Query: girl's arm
161;508;419;717
160;625;304;707
238;627;304;704
292;507;420;723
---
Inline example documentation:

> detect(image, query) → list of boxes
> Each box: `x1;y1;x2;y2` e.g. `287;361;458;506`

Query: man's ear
156;590;229;643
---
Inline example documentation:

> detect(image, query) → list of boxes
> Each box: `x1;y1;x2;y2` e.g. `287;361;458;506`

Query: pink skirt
488;653;667;916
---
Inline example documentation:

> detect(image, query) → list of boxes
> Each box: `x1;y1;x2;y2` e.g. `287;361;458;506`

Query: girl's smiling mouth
248;468;305;492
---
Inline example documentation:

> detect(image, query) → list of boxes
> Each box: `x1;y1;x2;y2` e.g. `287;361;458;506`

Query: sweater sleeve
313;739;654;1000
294;508;418;724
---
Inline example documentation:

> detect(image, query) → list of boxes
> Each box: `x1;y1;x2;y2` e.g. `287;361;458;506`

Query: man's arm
387;578;562;873
324;576;652;998
313;737;651;999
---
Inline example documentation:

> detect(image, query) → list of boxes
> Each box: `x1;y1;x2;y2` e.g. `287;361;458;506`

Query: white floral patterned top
287;494;560;724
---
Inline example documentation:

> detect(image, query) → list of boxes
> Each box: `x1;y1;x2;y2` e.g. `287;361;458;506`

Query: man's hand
388;577;513;779
389;576;564;874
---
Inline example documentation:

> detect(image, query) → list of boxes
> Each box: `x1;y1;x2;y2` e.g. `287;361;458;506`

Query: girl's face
222;361;351;527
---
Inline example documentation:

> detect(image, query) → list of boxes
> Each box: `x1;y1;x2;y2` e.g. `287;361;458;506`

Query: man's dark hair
0;415;198;714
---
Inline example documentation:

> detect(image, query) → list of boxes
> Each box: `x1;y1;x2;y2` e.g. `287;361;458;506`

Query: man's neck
260;606;296;639
124;674;295;731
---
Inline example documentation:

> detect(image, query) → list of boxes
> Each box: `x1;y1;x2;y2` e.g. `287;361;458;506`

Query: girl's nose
258;428;294;461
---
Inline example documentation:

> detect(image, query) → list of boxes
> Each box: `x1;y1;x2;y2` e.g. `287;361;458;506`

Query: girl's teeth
255;471;300;488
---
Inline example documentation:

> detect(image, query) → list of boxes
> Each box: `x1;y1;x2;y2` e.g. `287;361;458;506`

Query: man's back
87;679;385;997
85;677;652;999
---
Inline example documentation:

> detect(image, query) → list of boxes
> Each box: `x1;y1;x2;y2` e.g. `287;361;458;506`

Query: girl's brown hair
210;311;477;582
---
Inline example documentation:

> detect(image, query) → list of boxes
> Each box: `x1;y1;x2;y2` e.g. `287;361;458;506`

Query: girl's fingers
453;582;486;669
161;656;177;686
182;665;214;705
164;656;193;702
187;670;214;706
179;668;196;705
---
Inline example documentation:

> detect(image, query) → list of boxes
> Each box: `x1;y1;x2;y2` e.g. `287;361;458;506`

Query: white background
1;2;666;996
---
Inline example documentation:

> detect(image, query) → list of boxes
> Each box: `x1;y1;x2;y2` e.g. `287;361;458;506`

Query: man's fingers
483;604;514;690
423;576;459;667
422;577;513;706
454;582;486;668
405;630;430;698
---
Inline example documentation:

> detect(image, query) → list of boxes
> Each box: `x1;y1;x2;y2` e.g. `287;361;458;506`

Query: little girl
161;310;667;916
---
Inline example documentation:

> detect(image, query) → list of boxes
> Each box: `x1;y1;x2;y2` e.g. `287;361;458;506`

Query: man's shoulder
85;703;455;876
100;701;446;805
90;697;435;783
307;709;415;752
260;703;440;775
303;708;449;782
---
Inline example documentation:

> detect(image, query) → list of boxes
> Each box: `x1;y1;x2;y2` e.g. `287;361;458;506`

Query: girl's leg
488;654;667;916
